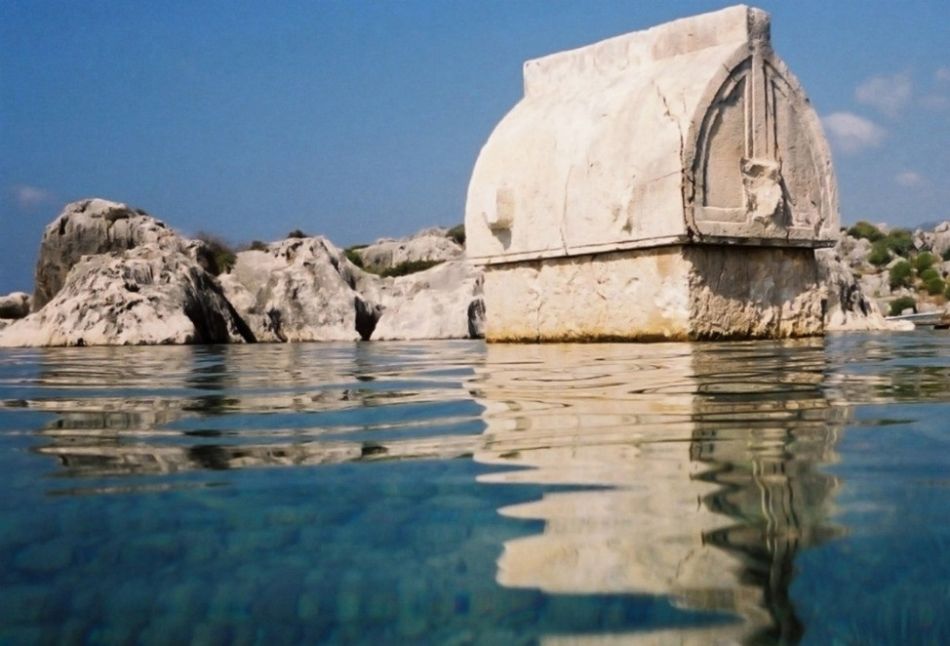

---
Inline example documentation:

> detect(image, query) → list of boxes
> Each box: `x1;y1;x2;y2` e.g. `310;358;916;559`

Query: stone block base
481;245;824;342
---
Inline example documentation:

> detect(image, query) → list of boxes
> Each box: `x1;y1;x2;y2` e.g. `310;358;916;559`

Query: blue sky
1;0;948;292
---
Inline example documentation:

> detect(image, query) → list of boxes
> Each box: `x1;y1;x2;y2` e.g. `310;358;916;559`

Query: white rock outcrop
816;247;913;332
222;237;484;343
372;260;485;341
0;292;31;320
353;228;463;274
31;198;203;311
0;244;254;347
220;237;378;342
932;222;950;258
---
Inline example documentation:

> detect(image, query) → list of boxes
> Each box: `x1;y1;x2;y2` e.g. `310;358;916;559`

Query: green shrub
380;259;443;278
943;248;950;262
919;267;940;283
344;247;365;268
868;240;891;266
884;229;914;257
914;251;936;273
889;296;916;316
195;231;236;275
447;223;466;246
287;229;308;239
888;260;913;289
945;282;950;299
848;221;885;242
247;240;268;251
924;276;946;295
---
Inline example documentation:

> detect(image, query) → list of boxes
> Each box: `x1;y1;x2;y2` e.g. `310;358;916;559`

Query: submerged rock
0;292;31;320
0;244;254;347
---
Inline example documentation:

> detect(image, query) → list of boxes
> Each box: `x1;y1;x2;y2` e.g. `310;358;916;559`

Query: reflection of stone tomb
465;6;838;341
472;342;843;643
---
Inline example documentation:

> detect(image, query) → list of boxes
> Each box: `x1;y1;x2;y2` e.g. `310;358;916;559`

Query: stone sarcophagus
465;5;838;341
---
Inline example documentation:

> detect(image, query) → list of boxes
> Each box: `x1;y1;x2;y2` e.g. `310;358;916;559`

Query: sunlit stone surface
466;5;838;341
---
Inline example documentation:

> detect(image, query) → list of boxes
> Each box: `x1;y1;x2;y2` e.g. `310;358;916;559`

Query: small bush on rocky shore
195;232;236;275
919;268;945;295
848;221;885;242
380;259;443;278
884;229;914;257
914;252;936;273
889;296;916;316
868;240;891;266
888;261;913;289
344;245;366;268
447;224;466;246
924;276;946;295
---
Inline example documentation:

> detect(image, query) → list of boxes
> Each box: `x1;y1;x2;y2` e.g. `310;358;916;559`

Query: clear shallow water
0;334;948;644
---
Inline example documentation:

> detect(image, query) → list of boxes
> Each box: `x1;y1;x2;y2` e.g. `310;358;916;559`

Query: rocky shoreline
2;198;945;347
0;199;483;346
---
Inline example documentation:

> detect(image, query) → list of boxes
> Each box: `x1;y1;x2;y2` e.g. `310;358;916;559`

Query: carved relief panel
690;52;832;242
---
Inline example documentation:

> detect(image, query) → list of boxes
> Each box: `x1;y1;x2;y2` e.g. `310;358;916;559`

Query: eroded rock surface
372;260;484;341
31;199;201;310
221;237;379;342
353;228;463;274
816;246;913;331
0;244;254;347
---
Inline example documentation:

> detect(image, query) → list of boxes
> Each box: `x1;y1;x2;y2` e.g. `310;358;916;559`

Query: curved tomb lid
465;5;838;266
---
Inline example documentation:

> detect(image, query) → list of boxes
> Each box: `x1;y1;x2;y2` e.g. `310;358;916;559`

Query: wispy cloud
895;171;925;188
11;184;55;210
821;112;886;154
936;67;950;83
855;73;912;117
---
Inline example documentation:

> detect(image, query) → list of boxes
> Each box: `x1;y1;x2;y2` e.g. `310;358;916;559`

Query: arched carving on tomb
684;49;838;244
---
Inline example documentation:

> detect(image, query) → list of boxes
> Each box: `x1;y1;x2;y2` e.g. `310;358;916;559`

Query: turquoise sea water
0;333;948;644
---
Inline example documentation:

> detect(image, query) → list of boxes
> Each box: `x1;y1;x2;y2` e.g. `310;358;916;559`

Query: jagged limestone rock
466;5;839;341
353;228;463;274
372;260;484;341
221;237;379;342
816;247;913;331
31;198;200;310
0;244;254;347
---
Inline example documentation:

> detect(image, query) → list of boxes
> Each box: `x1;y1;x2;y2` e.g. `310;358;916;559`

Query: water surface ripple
1;334;948;644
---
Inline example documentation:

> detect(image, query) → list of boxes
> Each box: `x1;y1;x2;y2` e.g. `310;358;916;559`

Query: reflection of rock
472;341;843;643
0;245;254;347
37;435;475;477
23;342;486;478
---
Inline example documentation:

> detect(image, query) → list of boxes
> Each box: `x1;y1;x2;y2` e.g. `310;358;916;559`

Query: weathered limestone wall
484;245;822;342
483;247;692;342
687;246;823;339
